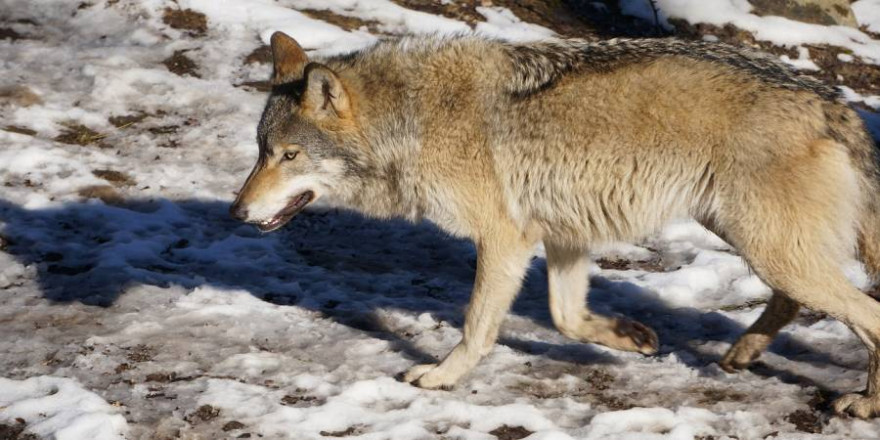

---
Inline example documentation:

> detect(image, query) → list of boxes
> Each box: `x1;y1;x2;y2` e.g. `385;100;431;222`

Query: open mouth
256;191;314;232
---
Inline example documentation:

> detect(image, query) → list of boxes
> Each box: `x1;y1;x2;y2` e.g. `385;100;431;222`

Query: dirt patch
78;185;124;205
668;18;880;97
3;125;36;136
281;393;320;406
145;372;177;383
489;426;533;440
243;45;272;65
597;257;665;272
0;85;42;107
0;420;39;440
786;409;822;433
513;368;631;410
584;368;615;391
159;139;180;149
185;404;220;424
222;421;246;432
804;45;880;95
109;113;148;128
162;8;208;36
388;0;483;26
54;123;108;147
719;299;768;312
234;80;272;92
671;19;796;56
696;387;748;404
126;344;156;363
320;426;363;437
0;27;23;41
301;9;382;33
148;125;179;135
92;169;135;187
163;50;200;78
807;389;834;412
390;0;658;38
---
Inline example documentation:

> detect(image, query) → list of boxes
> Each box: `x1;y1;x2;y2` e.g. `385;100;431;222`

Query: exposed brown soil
669;18;880;97
54;123;109;147
696;387;748;404
805;45;880;95
786;409;822;433
162;8;208;36
3;125;36;136
0;27;23;41
222;421;246;432
126;344;156;362
489;425;533;440
280;393;320;406
109;113;148;128
719;299;768;312
0;420;39;440
597;257;665;272
92;169;135;187
513;367;632;410
0;85;42;107
319;426;362;437
148;125;179;135
163;50;200;78
77;185;125;205
388;0;484;27
243;45;272;65
235;80;272;92
301;9;382;33
186;405;220;424
145;372;177;382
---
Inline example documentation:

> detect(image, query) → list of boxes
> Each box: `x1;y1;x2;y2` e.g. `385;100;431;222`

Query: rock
749;0;858;27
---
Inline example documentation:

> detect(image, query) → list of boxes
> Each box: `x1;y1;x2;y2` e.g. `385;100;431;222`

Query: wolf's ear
301;63;351;121
270;32;308;84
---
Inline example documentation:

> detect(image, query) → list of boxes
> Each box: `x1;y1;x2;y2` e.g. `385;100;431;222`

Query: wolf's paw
401;363;457;390
833;392;880;419
610;318;659;355
562;317;658;354
719;337;763;373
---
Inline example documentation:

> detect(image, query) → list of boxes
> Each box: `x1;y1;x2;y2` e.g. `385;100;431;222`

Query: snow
854;0;880;33
622;0;880;64
0;376;128;440
2;0;880;439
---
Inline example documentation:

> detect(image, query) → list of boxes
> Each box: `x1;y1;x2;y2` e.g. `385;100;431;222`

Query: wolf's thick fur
231;33;880;417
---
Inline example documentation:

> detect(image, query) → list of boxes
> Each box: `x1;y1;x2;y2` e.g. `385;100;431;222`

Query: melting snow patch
0;376;128;440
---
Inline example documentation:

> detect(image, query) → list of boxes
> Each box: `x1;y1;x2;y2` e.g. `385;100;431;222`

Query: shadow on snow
0;197;854;397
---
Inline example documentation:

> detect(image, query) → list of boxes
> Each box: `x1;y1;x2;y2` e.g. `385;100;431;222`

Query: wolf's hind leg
545;242;658;354
720;291;800;372
403;228;535;390
748;254;880;418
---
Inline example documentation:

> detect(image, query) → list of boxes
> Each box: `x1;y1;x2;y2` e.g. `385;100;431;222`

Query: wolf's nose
229;203;249;221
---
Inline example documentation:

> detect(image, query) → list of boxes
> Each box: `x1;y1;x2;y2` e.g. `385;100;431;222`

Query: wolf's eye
283;151;299;161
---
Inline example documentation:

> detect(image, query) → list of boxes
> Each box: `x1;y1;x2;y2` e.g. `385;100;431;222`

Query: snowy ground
3;1;880;439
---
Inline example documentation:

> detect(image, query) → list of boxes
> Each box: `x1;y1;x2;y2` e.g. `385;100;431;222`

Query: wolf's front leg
545;242;658;354
404;232;535;390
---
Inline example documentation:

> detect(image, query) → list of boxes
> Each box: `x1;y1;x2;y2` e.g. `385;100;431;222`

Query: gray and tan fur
230;32;880;417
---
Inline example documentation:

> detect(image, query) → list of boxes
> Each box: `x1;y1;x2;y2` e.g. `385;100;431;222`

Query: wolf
230;31;880;417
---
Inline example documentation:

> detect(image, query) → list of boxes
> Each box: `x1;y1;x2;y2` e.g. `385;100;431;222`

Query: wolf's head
230;32;366;232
